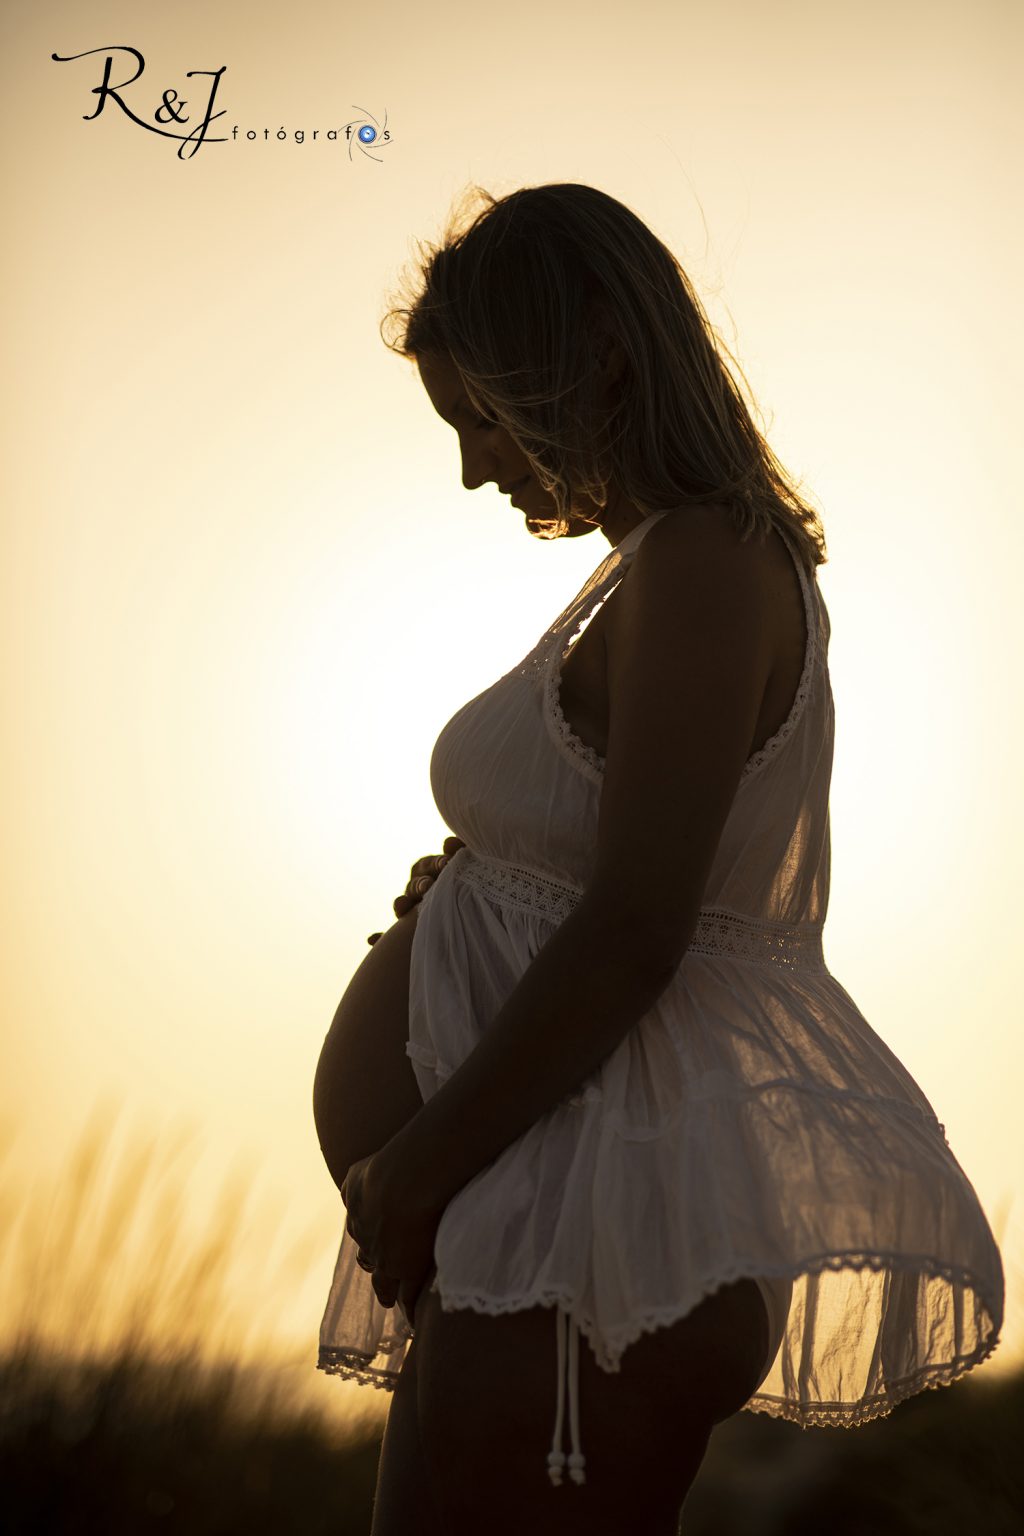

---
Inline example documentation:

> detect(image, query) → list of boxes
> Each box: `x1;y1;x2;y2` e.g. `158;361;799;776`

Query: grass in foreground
0;1343;381;1535
2;1342;1022;1535
1;1103;1019;1533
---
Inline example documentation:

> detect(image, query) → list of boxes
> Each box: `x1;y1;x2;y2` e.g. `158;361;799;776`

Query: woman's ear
600;338;626;383
593;335;627;410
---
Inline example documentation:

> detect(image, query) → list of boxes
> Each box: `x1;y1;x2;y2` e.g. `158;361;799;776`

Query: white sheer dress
317;510;1004;1487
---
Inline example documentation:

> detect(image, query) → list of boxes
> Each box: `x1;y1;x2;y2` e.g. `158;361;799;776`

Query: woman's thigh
410;1276;770;1536
370;1326;448;1536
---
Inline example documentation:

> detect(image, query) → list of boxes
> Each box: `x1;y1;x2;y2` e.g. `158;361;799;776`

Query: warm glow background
2;0;1020;1426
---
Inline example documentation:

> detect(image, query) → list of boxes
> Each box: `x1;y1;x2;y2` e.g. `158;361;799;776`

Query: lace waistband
452;848;826;973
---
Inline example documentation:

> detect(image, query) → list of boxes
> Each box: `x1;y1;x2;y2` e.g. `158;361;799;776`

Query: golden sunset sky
2;0;1020;1411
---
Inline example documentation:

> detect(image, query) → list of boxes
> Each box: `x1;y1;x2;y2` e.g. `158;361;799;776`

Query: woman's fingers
409;851;454;880
370;843;466;943
399;849;458;904
372;1271;400;1310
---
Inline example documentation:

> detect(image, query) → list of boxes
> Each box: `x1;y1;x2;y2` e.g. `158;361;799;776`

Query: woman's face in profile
417;351;600;539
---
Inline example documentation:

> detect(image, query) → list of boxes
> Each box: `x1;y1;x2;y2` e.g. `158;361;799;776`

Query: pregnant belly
313;907;426;1193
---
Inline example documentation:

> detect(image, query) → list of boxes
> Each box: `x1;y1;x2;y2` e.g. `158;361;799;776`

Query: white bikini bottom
546;1273;795;1488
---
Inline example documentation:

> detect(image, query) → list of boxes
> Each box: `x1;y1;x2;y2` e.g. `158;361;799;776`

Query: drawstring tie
547;1305;587;1486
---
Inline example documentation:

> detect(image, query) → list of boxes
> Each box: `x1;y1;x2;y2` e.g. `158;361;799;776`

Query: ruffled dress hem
317;1248;1003;1430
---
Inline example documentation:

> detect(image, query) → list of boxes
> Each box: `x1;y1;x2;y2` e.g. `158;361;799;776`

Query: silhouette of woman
314;182;1004;1536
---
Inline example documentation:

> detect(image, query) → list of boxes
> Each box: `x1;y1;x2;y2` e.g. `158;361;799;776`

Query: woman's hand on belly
367;835;465;944
342;1141;448;1325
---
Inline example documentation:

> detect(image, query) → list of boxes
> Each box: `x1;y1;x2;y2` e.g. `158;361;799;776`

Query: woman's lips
509;476;529;506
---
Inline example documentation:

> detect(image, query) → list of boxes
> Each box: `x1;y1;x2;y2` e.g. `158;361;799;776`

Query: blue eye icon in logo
341;105;392;162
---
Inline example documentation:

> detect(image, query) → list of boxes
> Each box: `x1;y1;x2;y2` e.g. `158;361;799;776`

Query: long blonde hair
380;182;827;573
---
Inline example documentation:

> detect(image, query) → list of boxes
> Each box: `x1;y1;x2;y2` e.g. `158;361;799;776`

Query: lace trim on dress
738;524;820;782
438;1249;1003;1419
456;850;585;923
316;1249;1003;1428
688;907;826;970
453;849;827;971
316;1349;402;1390
537;516;822;787
546;684;603;780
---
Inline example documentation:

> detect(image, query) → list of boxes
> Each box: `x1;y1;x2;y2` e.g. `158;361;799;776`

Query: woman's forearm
384;893;687;1207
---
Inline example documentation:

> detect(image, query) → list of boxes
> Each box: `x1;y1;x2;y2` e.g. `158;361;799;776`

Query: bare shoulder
609;504;774;653
634;502;768;568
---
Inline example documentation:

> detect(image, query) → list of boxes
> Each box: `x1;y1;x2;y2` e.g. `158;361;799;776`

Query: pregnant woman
313;183;1004;1536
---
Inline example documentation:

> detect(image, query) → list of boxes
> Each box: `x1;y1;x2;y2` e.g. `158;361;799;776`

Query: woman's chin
563;517;601;539
524;512;600;540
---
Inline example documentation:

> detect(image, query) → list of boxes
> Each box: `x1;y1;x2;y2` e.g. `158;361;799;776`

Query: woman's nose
461;447;495;492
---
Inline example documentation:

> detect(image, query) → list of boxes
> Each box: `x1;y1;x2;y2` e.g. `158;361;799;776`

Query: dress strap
540;510;671;657
773;519;822;662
